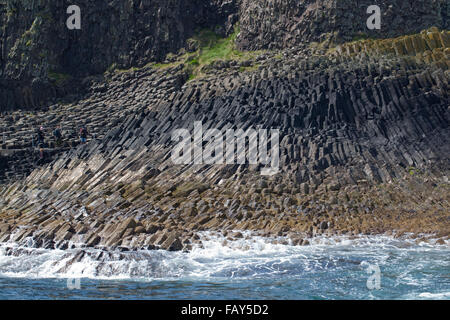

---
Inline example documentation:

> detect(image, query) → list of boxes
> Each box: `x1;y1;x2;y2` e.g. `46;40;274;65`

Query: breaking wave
0;233;448;299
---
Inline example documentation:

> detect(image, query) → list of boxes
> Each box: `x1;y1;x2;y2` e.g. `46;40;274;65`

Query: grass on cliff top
152;26;264;80
106;26;264;79
192;28;242;65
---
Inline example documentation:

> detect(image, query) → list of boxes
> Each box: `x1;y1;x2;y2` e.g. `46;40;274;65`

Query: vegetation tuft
151;25;264;80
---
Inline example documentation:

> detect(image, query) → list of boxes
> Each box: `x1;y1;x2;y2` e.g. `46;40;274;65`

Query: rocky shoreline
1;27;449;253
0;159;448;253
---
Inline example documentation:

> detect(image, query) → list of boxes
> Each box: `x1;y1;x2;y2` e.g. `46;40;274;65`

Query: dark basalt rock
237;0;449;50
1;0;447;111
0;0;239;111
0;2;448;252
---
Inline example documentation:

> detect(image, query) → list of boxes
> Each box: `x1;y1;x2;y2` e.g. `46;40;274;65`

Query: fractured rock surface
0;28;448;251
0;0;449;252
1;0;448;110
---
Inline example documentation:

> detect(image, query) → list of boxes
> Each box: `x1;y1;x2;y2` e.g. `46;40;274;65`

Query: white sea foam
418;292;450;299
0;233;448;301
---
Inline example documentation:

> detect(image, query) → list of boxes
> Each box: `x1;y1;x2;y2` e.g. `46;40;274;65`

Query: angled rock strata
0;0;448;110
237;0;449;49
0;0;449;252
0;28;448;251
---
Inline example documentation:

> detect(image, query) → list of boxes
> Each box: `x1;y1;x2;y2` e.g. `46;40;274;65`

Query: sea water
0;233;448;300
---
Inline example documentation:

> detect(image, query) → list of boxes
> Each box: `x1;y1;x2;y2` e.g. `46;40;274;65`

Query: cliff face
0;28;448;251
0;0;238;110
0;0;448;111
237;0;449;50
0;2;448;251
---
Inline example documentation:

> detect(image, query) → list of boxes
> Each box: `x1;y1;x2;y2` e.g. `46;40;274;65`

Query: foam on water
0;233;448;299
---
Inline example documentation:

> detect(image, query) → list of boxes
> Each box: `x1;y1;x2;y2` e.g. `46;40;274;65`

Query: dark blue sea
0;233;448;299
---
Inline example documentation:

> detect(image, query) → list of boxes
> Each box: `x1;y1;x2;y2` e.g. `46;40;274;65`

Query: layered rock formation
1;0;448;111
237;0;449;49
0;64;184;184
0;0;238;110
0;1;449;252
0;28;448;251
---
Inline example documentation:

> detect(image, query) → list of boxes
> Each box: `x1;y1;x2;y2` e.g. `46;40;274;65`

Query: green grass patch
187;57;200;66
187;72;197;81
239;64;260;72
274;53;283;60
105;25;265;80
152;25;265;80
408;167;421;176
104;62;143;75
150;60;182;69
115;66;140;73
193;29;236;65
192;26;263;67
